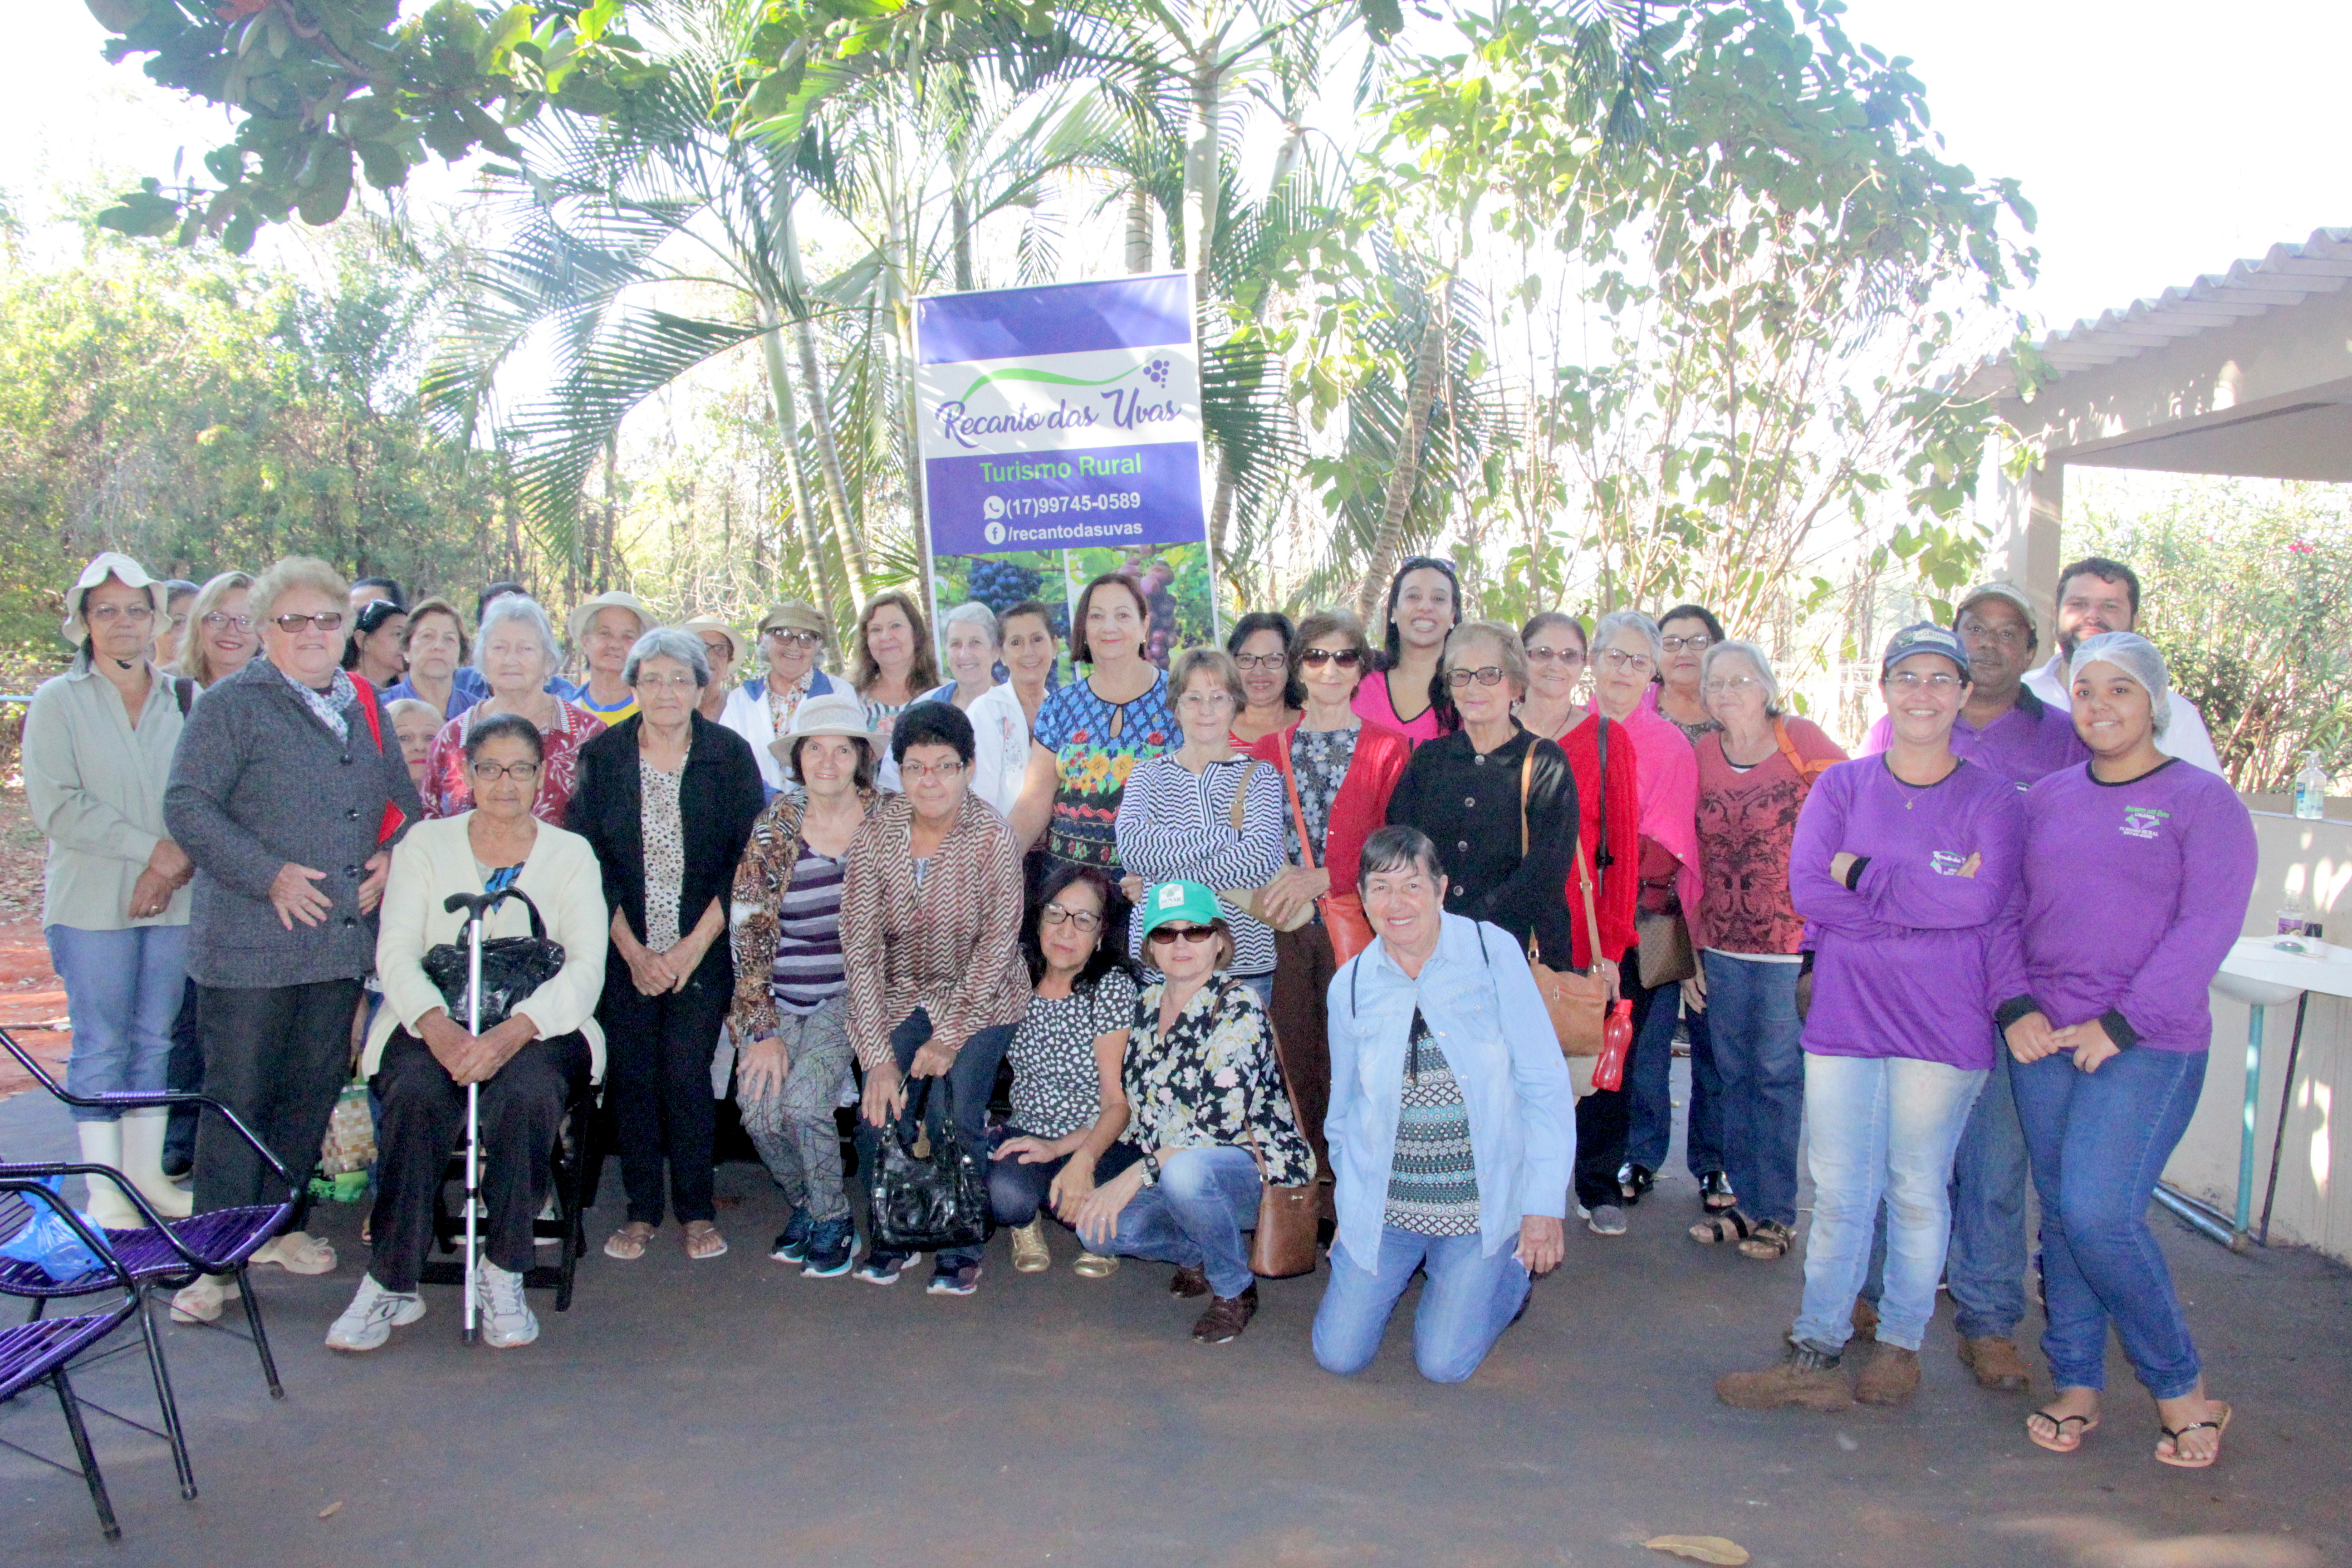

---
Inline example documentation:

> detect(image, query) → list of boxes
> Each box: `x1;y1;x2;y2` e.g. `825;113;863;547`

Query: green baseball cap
1137;880;1221;937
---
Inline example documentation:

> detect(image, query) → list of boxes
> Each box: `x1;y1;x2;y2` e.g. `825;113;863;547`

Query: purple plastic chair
0;1178;146;1540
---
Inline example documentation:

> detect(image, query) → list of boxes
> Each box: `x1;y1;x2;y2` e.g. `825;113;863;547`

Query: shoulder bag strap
1525;737;1604;974
1271;730;1318;872
1593;715;1610;869
1773;716;1830;789
172;676;195;717
349;675;385;753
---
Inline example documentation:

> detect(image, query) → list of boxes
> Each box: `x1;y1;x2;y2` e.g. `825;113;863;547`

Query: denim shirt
1324;913;1576;1261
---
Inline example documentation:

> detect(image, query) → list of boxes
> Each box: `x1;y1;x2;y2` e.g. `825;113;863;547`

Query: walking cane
442;890;500;1344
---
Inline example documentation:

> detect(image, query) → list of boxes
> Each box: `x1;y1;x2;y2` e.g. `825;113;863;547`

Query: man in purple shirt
1854;583;2082;1395
1860;584;2088;787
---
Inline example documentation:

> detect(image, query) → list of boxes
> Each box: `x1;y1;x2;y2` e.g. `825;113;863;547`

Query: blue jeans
856;1006;1014;1269
1627;976;1723;1179
1793;1052;1984;1354
986;1127;1139;1228
2012;1047;2207;1399
1313;1226;1530;1384
1699;955;1805;1228
49;924;188;1124
1106;1144;1260;1298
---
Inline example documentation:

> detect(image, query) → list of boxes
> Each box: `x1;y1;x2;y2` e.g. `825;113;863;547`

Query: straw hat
756;601;828;640
770;691;878;774
679;613;748;666
61;552;168;643
567;589;652;649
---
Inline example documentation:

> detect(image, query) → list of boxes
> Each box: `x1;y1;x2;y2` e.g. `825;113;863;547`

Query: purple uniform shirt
1988;759;2258;1054
1860;685;2089;788
1790;756;2026;1069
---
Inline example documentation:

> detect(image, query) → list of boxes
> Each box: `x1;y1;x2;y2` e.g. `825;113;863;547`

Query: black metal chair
420;1067;600;1312
0;1178;147;1541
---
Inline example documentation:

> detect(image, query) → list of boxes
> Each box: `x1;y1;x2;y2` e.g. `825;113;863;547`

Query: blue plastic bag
0;1176;106;1281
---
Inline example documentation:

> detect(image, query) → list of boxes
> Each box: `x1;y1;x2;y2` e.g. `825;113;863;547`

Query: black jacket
1386;723;1578;966
565;712;764;987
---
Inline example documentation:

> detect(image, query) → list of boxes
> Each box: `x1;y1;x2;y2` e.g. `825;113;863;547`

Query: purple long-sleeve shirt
1860;685;2089;787
1790;756;2025;1069
1987;759;2258;1054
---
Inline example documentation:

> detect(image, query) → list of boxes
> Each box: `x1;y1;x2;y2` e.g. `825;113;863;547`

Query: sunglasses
1298;647;1363;669
272;612;346;633
1147;924;1217;946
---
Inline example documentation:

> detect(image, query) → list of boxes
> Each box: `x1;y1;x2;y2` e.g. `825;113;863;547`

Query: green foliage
0;202;502;647
2075;478;2352;793
89;0;666;251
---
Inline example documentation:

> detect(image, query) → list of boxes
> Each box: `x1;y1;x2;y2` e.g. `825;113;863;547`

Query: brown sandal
603;1221;656;1260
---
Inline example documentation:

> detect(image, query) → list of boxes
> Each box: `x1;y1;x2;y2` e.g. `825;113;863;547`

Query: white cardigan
364;814;610;1079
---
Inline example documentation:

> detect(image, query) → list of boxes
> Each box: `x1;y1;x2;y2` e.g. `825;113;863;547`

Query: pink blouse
1351;668;1450;748
1616;703;1703;921
422;699;608;825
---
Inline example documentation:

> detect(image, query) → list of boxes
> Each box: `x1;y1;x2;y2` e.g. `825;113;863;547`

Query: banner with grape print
915;273;1216;673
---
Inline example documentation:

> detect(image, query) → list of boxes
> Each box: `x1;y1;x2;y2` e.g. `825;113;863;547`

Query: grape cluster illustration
965;557;1049;619
1144;358;1169;386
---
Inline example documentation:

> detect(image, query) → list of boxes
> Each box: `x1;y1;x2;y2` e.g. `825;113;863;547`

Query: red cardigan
1249;721;1413;895
1556;713;1642;968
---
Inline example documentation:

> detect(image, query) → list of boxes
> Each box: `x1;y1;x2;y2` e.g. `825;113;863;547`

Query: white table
2195;937;2352;1247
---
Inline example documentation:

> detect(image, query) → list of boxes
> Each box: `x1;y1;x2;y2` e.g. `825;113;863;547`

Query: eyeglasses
1039;904;1103;934
1525;644;1582;665
1660;634;1713;654
470;760;543;783
1445;666;1507;689
84;603;155;625
201;612;252;632
1596;648;1655;673
1887;670;1963;691
1147;924;1217;946
1233;652;1287;671
900;759;966;780
271;612;345;633
1298;647;1363;670
765;628;823;649
701;640;733;661
1702;676;1762;696
1178;690;1235;710
635;672;699;692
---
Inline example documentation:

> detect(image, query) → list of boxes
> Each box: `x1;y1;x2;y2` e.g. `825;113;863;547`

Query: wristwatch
1139;1151;1161;1187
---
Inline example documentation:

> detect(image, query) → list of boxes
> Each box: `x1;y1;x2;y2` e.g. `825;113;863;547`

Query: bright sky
6;2;2347;335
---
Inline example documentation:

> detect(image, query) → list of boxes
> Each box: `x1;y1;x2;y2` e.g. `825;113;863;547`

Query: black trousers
600;964;730;1226
1572;954;1674;1210
163;978;204;1172
192;978;363;1225
366;1029;589;1293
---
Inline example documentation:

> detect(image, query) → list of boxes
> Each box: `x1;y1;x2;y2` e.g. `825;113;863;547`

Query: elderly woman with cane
328;714;609;1352
1313;825;1574;1382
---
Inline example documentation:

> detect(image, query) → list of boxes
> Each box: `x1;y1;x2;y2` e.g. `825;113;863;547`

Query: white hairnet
2068;631;2172;737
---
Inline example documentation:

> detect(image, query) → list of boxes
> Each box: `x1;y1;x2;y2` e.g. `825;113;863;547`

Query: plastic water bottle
2296;754;2328;820
2276;892;2310;953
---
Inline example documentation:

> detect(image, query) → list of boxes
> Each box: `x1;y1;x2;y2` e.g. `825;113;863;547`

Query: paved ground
3;1080;2345;1568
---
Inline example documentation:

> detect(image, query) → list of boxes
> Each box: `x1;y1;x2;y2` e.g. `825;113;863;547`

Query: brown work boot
1849;1298;1879;1343
1191;1285;1258;1344
1715;1343;1852;1411
1958;1335;2033;1392
1855;1346;1921;1407
1169;1264;1210;1298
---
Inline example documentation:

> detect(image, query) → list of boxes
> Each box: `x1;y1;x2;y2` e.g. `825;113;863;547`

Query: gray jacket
164;657;424;989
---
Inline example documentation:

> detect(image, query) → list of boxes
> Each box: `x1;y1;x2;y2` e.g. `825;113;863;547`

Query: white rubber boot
74;1121;148;1230
118;1107;193;1219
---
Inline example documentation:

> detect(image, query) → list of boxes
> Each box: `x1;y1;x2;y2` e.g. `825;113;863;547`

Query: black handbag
421;887;566;1030
868;1076;990;1254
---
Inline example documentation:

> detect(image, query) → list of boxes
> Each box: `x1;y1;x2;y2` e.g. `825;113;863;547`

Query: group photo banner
915;272;1217;671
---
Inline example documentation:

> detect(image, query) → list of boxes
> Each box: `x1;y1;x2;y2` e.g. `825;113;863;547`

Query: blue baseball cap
1880;622;1971;681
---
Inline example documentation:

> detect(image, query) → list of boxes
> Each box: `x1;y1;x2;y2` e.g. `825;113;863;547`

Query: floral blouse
421;698;608;824
1123;974;1314;1186
1031;670;1176;873
1285;725;1358;864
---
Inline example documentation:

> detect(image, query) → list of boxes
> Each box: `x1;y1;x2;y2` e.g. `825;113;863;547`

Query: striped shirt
1383;1010;1480;1236
1112;754;1287;975
769;848;848;1014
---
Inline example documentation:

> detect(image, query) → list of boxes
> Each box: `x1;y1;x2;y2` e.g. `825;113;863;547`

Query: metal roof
1975;226;2352;393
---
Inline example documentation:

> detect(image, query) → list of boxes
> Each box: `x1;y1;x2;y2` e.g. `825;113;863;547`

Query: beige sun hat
567;589;653;649
679;613;749;666
756;600;828;640
769;690;878;767
61;551;168;644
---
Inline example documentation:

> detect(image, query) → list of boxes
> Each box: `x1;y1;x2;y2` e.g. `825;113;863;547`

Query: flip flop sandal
2027;1408;2100;1454
603;1222;656;1261
683;1221;729;1261
2155;1401;2232;1469
1688;1211;1752;1245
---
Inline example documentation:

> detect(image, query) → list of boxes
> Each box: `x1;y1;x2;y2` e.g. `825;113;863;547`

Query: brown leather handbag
1519;748;1614;1057
1246;1010;1321;1278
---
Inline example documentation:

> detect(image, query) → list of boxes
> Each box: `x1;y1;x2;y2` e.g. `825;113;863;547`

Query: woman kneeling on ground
989;864;1140;1277
1314;825;1573;1383
329;714;608;1351
1073;881;1314;1343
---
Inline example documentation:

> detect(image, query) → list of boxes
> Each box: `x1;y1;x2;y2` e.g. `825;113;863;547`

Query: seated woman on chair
327;713;609;1353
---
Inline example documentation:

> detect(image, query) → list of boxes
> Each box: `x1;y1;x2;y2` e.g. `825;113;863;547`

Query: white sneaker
475;1260;539;1348
324;1275;425;1352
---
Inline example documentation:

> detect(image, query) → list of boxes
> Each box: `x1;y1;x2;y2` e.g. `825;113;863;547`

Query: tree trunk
1182;58;1222;305
1126;186;1153;274
882;158;932;611
1355;283;1451;621
755;296;842;637
952;189;975;293
779;196;873;604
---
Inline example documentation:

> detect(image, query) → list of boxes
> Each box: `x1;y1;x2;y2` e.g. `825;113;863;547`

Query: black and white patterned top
1007;967;1139;1140
1124;975;1314;1186
1286;725;1358;865
640;756;686;951
769;848;847;1014
1383;1009;1480;1236
1112;754;1287;975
